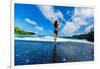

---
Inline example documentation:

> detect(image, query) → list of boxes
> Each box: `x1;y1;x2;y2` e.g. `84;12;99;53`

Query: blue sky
15;3;94;37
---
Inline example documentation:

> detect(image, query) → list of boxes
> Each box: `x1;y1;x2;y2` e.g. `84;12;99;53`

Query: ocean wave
15;36;93;44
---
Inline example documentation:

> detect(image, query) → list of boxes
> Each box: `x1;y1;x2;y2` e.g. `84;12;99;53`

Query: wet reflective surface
15;40;94;65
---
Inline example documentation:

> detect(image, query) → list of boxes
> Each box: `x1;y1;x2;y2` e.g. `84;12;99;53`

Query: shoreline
15;37;94;44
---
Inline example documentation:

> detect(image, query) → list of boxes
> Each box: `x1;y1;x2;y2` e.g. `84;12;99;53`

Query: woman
51;17;59;42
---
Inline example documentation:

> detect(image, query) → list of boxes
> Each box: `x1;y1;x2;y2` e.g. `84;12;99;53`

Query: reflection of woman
51;17;59;42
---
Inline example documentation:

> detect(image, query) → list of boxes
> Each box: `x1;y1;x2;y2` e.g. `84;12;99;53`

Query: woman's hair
54;20;58;28
55;20;57;24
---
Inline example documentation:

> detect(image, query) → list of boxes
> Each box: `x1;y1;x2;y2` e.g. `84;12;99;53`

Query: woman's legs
54;34;57;42
54;30;58;42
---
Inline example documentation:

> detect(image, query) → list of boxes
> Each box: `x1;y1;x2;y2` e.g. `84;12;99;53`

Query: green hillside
15;27;35;35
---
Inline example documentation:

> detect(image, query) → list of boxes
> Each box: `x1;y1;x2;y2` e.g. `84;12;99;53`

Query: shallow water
15;40;94;65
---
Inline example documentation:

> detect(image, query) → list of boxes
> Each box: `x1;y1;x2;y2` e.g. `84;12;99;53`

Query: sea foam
15;36;93;44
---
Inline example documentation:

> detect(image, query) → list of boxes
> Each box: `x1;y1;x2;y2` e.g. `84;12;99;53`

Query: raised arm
57;22;60;28
51;17;55;24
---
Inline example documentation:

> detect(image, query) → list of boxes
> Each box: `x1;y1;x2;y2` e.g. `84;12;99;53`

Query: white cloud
61;22;77;36
66;10;70;15
61;7;94;36
73;7;93;26
38;5;56;20
25;18;44;31
25;18;37;25
74;7;93;18
38;5;64;25
55;11;64;20
73;16;87;26
34;26;44;31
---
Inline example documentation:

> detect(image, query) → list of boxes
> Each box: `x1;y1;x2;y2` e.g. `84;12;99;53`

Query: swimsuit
54;28;58;35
